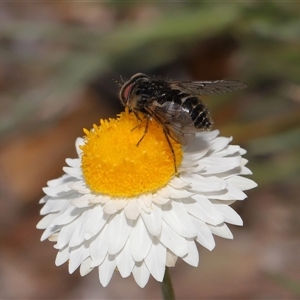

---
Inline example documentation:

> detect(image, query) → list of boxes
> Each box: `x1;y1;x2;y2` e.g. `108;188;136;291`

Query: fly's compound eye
120;83;133;105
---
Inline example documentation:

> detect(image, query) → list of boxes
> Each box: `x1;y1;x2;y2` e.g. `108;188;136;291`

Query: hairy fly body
118;73;247;172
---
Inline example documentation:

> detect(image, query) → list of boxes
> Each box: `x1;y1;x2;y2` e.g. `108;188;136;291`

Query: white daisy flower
37;109;257;288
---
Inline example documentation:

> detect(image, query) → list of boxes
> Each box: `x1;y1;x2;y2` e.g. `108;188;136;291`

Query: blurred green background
0;2;300;299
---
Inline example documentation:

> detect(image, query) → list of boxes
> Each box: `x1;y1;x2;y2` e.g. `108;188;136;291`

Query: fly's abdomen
182;96;212;130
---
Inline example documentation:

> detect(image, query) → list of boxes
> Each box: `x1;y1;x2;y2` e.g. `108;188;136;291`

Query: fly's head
119;73;150;112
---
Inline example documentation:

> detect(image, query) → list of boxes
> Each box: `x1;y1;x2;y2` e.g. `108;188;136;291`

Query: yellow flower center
80;109;183;198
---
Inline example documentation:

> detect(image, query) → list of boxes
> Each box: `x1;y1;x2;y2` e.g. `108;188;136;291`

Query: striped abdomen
181;95;212;130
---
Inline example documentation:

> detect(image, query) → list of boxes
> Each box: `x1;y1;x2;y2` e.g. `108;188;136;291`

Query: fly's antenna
112;77;123;87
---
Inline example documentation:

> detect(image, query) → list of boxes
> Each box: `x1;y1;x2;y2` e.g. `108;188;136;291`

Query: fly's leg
163;129;177;174
136;117;149;146
131;111;143;132
130;111;149;147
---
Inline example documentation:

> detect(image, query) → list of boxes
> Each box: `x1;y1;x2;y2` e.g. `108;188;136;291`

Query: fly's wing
169;80;247;96
146;101;196;145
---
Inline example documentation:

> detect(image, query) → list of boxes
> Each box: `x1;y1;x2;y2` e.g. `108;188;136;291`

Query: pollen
80;109;183;198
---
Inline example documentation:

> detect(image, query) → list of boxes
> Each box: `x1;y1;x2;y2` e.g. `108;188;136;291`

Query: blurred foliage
0;1;300;189
266;272;300;298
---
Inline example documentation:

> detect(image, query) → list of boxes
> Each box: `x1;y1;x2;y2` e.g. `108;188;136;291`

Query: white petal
239;147;247;155
132;262;150;288
39;195;49;204
225;183;248;200
182;239;199;267
157;185;171;198
208;223;233;239
166;250;178;267
140;204;162;236
98;255;116;287
55;218;79;249
41;223;61;241
159;222;188;258
151;194;171;205
75;137;84;156
168;186;193;199
68;243;90;274
213;202;243;225
124;200;140;220
71;194;93;208
40;199;68;215
58;182;76;192
240;165;253;175
209;136;232;153
42;187;66;198
130;216;152;262
182;147;209;162
183;174;226;192
162;201;197;238
47;174;70;187
169;176;190;189
201;156;242;174
143;194;153;207
137;196;152;213
36;213;58;229
242;157;249;166
49;233;59;242
80;257;94;276
115;239;134;278
68;181;90;194
226;176;257;191
84;204;108;240
187;134;217;153
180;164;206;174
191;217;215;251
69;210;91;247
103;200;118;215
188;195;224;226
62;166;82;179
90;224;109;267
108;212;132;255
114;199;128;210
55;245;70;266
89;195;110;204
65;158;81;168
197;130;219;141
51;204;82;226
215;145;241;157
205;183;247;200
144;238;166;282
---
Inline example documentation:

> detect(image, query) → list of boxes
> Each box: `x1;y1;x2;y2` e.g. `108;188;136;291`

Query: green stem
160;267;175;300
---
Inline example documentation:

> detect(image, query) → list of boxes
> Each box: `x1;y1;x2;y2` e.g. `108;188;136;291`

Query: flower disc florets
80;109;182;198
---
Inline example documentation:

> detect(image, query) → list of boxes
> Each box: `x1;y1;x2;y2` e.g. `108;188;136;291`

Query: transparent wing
169;80;247;96
146;101;197;145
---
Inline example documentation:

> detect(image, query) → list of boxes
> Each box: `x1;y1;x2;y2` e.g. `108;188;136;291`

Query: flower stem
160;267;175;300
